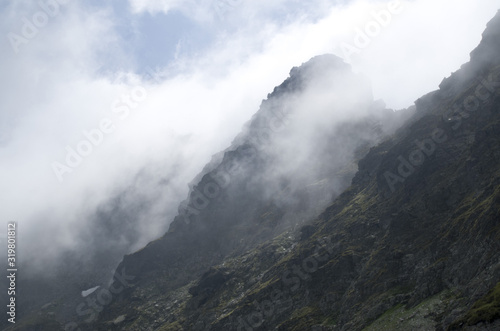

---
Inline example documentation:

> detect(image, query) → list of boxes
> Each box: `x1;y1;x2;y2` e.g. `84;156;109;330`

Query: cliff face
106;56;401;284
34;10;499;331
85;56;409;329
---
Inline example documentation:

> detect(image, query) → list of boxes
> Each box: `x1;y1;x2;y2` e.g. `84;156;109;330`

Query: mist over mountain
87;10;498;331
2;3;500;331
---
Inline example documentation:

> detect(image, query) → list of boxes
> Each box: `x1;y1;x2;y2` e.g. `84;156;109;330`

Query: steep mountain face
80;10;500;331
8;55;410;331
13;10;500;331
189;12;500;331
82;54;409;330
24;58;397;328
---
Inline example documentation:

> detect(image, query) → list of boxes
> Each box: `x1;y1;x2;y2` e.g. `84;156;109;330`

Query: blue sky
1;0;499;268
91;0;214;73
75;0;338;76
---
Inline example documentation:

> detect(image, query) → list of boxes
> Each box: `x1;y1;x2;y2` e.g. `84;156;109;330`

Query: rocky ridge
95;10;500;331
8;9;500;331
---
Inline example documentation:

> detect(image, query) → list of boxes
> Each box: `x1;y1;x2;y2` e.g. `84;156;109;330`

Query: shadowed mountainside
94;11;500;331
8;9;500;331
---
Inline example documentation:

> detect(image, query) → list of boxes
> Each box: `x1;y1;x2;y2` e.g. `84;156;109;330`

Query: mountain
9;9;500;331
86;54;409;330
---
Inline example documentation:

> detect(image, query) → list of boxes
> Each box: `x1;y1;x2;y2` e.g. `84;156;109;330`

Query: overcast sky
0;0;498;268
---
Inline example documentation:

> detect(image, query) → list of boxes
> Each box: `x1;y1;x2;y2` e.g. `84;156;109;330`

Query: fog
0;0;498;280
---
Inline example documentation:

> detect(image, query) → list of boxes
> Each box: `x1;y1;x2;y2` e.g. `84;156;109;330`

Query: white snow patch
81;286;100;297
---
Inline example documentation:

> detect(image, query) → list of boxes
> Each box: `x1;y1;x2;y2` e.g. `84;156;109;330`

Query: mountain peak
470;9;500;67
440;10;500;92
90;11;500;330
290;54;347;78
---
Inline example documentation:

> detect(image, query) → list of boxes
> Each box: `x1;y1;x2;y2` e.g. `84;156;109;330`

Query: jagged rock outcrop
27;10;499;331
85;56;409;330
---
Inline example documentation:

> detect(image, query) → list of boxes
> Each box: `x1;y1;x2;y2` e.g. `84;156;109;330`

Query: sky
0;0;498;271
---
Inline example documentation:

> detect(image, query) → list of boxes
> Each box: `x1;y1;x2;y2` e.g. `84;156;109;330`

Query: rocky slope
92;10;500;331
83;54;409;330
10;9;500;331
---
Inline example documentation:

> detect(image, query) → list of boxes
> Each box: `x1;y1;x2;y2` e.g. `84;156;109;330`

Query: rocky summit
9;9;500;331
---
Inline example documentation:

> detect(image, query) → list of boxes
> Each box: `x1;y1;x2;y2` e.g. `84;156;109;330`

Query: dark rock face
188;267;231;309
98;53;403;301
85;55;407;330
81;10;500;331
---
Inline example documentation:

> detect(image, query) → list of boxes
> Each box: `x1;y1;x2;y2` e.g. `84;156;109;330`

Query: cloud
127;0;331;26
0;0;498;278
128;0;182;14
